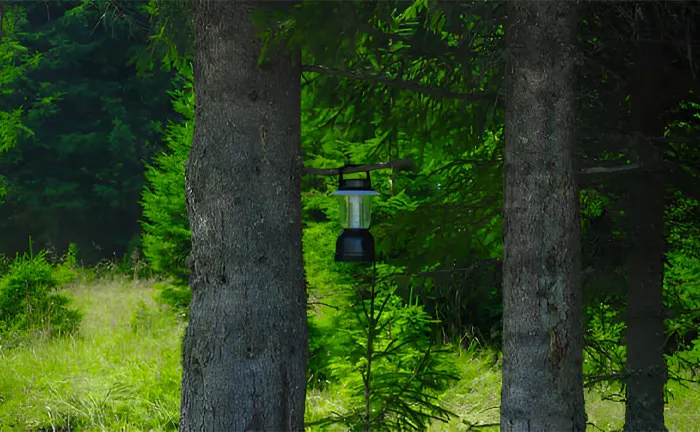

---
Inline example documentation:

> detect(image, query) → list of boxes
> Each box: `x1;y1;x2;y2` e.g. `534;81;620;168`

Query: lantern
333;168;379;262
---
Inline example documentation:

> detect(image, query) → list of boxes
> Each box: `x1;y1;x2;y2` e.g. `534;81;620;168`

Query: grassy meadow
0;278;698;431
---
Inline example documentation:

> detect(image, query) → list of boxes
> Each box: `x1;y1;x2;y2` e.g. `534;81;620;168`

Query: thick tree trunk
500;2;587;431
624;23;668;432
179;1;307;430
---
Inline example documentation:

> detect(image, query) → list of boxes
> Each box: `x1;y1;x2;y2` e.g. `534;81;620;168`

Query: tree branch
307;301;339;310
415;259;501;278
587;422;606;432
579;163;641;175
304;158;641;178
303;158;417;176
584;372;629;388
302;64;494;102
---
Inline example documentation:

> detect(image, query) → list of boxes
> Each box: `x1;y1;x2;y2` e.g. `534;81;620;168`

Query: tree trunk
624;17;668;432
500;2;587;430
179;1;307;430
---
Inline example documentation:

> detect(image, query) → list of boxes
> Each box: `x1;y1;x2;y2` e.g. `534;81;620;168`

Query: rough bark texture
624;19;668;432
179;1;307;430
500;2;587;431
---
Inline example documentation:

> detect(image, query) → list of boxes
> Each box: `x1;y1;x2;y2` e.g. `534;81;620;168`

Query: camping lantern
333;168;380;262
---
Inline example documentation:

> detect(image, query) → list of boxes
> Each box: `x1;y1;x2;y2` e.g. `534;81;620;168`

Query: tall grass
0;280;183;431
0;279;698;431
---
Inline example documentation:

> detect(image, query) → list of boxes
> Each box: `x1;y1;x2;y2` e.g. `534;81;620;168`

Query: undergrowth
0;280;183;431
0;279;698;431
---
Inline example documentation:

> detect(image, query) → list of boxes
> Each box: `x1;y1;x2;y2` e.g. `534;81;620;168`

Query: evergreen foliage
0;1;173;262
310;275;459;430
141;63;193;288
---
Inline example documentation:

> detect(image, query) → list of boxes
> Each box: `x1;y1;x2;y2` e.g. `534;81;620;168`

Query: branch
307;301;339;310
579;163;641;176
302;64;494;103
304;158;641;178
584;372;629;388
365;259;502;286
415;259;501;278
303;158;417;176
587;422;606;432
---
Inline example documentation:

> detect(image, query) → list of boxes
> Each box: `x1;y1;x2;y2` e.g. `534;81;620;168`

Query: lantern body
335;191;377;229
333;171;379;262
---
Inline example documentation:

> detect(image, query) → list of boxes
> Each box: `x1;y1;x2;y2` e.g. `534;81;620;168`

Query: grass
1;278;698;431
0;279;183;431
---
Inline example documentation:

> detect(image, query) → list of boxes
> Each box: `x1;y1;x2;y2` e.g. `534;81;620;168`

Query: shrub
0;250;82;338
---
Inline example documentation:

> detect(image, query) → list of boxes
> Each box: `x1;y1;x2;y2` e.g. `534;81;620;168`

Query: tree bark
500;2;587;430
624;15;668;432
179;1;307;430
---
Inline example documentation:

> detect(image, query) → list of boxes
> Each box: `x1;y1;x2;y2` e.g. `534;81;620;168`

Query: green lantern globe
333;169;380;262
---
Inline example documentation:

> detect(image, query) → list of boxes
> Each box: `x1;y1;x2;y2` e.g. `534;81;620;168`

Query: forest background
0;0;699;431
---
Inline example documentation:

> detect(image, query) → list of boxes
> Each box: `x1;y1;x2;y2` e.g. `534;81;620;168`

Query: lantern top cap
333;168;379;196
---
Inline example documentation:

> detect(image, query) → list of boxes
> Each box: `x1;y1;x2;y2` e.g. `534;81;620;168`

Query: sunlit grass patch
0;280;183;431
429;349;501;431
585;379;700;432
305;387;349;431
427;348;699;432
665;379;700;432
0;279;698;431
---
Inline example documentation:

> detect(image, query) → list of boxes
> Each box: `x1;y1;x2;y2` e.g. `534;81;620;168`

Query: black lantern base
335;229;375;262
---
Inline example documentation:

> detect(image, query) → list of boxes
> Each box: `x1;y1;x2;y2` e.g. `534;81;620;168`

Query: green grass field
0;279;697;431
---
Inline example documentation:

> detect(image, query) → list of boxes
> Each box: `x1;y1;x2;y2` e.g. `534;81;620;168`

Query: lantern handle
339;164;373;189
